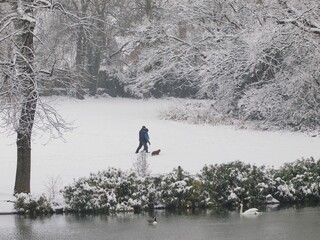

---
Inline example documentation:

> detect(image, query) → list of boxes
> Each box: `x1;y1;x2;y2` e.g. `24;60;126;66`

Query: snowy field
1;97;320;212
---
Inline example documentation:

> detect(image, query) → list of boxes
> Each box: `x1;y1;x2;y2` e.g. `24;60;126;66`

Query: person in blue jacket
135;126;151;153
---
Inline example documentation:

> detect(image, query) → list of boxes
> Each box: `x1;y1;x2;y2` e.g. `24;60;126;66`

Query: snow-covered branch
277;4;320;34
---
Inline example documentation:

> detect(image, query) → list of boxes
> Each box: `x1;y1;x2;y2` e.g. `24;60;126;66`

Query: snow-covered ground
1;97;320;212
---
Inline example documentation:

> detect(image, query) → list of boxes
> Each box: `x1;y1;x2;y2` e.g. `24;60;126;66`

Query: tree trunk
14;89;37;194
87;14;105;96
74;26;86;100
87;43;96;96
15;133;32;193
145;0;152;18
87;44;102;96
12;0;37;194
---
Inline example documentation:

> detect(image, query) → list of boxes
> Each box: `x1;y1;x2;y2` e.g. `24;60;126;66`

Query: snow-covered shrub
63;168;134;213
63;166;203;212
62;158;320;213
156;166;199;209
63;167;157;213
273;158;320;203
129;176;154;211
159;101;236;126
272;177;296;203
199;161;274;206
198;158;320;206
14;193;53;215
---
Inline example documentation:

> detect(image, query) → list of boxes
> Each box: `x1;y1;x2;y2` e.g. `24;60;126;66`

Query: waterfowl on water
240;203;260;215
147;216;157;224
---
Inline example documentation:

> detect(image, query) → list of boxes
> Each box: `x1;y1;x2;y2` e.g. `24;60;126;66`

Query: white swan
240;203;259;215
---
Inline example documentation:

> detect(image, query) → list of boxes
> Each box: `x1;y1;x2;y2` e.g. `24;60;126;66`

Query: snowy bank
1;97;320;212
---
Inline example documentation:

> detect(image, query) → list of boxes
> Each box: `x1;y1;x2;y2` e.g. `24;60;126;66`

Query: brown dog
151;149;161;156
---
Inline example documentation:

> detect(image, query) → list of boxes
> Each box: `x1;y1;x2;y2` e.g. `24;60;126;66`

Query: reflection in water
0;206;320;240
15;216;33;240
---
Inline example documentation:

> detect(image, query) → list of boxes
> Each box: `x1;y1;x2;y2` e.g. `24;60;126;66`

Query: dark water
1;206;320;240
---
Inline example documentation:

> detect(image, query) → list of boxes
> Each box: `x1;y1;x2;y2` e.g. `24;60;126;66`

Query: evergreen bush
14;193;53;215
14;158;320;214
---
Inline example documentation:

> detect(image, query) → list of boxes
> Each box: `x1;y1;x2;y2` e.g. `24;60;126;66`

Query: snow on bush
161;99;320;132
62;166;205;213
199;161;274;206
274;157;320;202
61;158;320;213
154;166;206;209
159;101;237;126
63;167;140;213
14;193;53;215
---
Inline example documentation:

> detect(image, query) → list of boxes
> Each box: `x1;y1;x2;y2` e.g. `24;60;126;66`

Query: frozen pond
1;206;320;240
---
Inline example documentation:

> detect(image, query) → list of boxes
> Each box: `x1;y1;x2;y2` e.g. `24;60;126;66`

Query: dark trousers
135;142;148;153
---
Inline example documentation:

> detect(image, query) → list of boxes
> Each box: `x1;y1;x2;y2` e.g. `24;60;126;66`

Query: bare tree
44;175;63;202
1;0;150;194
132;152;150;177
0;0;40;194
0;0;71;194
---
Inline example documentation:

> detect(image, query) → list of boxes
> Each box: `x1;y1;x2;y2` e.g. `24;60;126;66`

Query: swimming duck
147;216;157;224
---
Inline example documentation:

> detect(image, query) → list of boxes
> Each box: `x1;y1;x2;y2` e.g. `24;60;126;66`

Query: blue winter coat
139;127;149;143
